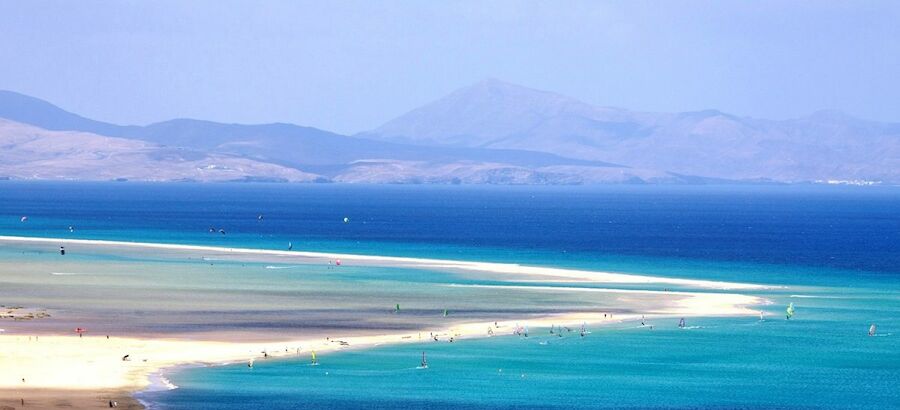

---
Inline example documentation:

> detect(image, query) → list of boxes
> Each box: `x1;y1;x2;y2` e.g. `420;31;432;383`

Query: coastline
0;235;768;408
0;303;763;390
0;235;770;290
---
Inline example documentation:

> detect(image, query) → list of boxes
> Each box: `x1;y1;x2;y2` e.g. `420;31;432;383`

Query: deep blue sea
1;182;898;409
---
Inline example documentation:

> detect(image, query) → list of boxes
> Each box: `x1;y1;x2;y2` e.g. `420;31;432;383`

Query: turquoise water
134;278;900;409
2;183;898;408
141;313;900;409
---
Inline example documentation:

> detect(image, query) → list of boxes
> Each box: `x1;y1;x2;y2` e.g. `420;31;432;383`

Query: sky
1;1;898;134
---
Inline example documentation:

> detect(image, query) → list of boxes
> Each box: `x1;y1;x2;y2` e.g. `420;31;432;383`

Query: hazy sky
1;1;898;134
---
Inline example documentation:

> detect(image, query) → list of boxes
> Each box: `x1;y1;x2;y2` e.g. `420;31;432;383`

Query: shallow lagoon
2;183;898;408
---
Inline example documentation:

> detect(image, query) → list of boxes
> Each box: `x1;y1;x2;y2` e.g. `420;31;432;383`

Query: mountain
0;119;320;182
6;83;893;185
361;78;649;148
0;90;141;137
0;90;656;184
124;119;620;172
362;79;900;184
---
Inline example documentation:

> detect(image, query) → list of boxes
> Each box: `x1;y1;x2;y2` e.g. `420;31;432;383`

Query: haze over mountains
1;80;897;184
364;79;899;184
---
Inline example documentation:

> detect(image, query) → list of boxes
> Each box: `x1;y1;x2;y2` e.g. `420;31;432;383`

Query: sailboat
310;350;319;366
417;351;428;369
786;303;795;320
678;318;686;329
869;324;877;336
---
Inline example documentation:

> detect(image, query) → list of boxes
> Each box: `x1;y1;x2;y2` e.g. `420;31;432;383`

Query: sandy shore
0;389;141;409
0;235;769;290
0;290;762;390
0;235;767;407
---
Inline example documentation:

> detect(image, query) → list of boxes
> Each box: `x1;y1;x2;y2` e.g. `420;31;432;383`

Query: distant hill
4;83;895;184
0;90;142;137
0;119;320;182
0;90;649;184
362;79;900;184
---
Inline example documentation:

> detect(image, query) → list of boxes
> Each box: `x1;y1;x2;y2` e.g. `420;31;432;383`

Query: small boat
869;324;877;336
678;318;686;329
786;303;795;320
310;350;318;366
417;351;428;369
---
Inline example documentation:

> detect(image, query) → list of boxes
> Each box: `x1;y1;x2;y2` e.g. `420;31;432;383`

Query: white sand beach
0;293;761;391
0;235;766;406
0;235;770;290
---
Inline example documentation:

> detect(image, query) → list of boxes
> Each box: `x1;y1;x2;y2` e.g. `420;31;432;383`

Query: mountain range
1;80;897;184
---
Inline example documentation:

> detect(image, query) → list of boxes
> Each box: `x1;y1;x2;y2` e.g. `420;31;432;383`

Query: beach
0;235;766;407
0;235;768;290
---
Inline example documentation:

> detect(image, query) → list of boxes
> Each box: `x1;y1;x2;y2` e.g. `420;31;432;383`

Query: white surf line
446;284;765;317
444;283;764;305
446;283;699;295
789;294;846;299
0;235;769;290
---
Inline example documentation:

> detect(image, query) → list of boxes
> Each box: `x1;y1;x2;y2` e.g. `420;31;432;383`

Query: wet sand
0;389;141;409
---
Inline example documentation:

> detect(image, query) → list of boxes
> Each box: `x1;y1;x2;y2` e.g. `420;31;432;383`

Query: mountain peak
451;78;572;103
366;79;612;146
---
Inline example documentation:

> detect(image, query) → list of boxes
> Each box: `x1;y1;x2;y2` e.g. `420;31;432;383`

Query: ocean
1;182;898;408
